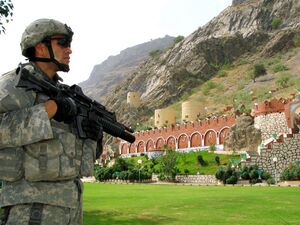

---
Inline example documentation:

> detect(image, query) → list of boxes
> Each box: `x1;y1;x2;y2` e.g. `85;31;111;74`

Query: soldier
0;18;103;225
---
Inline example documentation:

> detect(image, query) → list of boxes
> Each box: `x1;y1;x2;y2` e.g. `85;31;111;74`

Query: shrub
160;150;179;179
113;158;132;172
226;175;238;184
215;156;220;166
173;35;184;45
184;169;190;175
119;171;129;180
95;167;114;181
240;165;272;184
202;80;217;95
149;49;162;58
241;171;250;180
250;63;266;82
217;70;227;77
215;166;238;184
197;155;208;166
215;167;225;181
254;63;266;76
267;177;275;185
271;17;281;29
272;63;288;73
276;73;291;88
261;171;271;180
281;163;300;180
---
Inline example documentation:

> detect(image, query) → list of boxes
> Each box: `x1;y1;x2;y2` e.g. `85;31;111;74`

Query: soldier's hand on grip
53;97;77;123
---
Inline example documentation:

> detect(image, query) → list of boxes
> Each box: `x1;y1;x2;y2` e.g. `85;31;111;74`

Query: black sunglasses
52;37;72;48
44;37;72;48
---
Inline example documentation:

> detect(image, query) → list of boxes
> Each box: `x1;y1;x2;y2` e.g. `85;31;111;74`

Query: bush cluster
281;163;300;180
215;165;272;185
94;158;152;182
240;165;271;184
215;166;238;184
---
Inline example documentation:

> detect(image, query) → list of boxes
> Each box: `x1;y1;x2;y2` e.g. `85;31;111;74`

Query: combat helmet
20;18;74;72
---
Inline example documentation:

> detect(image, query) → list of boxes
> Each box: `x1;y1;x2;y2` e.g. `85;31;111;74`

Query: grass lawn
83;183;300;225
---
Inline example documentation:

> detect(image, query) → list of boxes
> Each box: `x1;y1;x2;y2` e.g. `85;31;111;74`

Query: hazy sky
0;0;232;85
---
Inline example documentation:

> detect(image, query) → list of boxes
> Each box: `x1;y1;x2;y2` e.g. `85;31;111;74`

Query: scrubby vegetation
281;162;300;180
95;150;240;182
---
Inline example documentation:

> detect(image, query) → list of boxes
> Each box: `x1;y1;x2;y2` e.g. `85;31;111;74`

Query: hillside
101;0;300;131
79;35;175;102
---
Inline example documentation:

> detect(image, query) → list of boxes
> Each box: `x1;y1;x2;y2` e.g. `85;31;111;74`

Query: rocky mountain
79;35;175;101
103;0;300;128
225;115;262;151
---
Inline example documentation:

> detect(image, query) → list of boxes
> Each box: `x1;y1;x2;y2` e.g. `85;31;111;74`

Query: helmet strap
30;40;70;72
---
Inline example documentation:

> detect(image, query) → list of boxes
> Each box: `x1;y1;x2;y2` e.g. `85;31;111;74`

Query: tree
0;0;13;34
249;63;266;82
160;149;178;180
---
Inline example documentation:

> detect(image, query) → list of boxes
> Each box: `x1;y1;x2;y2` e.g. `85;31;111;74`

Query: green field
83;183;300;225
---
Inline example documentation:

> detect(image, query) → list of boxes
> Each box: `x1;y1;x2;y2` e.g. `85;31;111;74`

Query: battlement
134;114;236;139
251;98;289;117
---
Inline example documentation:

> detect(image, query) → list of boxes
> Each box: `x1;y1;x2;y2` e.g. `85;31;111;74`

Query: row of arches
121;127;230;154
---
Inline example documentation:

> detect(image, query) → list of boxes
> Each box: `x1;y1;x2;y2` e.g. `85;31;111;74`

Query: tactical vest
0;64;96;182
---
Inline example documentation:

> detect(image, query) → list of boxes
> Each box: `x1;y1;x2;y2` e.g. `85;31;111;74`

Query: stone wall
175;175;218;184
243;133;300;180
254;112;290;141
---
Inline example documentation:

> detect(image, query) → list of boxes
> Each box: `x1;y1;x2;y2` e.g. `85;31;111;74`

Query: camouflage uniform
0;56;96;223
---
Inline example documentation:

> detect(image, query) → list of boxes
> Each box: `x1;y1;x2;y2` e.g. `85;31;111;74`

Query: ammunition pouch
0;147;24;182
24;126;80;182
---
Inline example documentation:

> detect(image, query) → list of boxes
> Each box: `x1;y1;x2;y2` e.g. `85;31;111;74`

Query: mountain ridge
101;0;300;130
79;35;175;101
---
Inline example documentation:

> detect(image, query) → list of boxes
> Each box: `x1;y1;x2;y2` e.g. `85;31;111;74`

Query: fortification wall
251;98;287;117
120;115;236;155
254;112;290;140
243;133;300;180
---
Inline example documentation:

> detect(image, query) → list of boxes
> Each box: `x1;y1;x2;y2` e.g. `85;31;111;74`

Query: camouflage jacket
0;63;96;208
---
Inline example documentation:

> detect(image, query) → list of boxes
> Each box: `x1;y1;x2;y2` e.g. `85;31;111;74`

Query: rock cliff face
79;35;174;101
225;115;262;151
232;0;250;5
103;0;300;126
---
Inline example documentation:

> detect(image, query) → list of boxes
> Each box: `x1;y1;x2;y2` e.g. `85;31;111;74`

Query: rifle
16;64;135;143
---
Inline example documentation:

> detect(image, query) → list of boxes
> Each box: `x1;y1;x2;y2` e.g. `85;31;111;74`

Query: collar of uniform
29;62;63;85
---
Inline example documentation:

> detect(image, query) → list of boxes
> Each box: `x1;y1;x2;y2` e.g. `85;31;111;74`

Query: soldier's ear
35;43;48;57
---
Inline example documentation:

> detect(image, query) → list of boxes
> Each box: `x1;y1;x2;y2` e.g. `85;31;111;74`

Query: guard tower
127;92;141;108
154;108;176;128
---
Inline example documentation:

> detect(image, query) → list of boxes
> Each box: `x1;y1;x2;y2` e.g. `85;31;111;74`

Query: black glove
81;112;103;141
53;97;77;123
